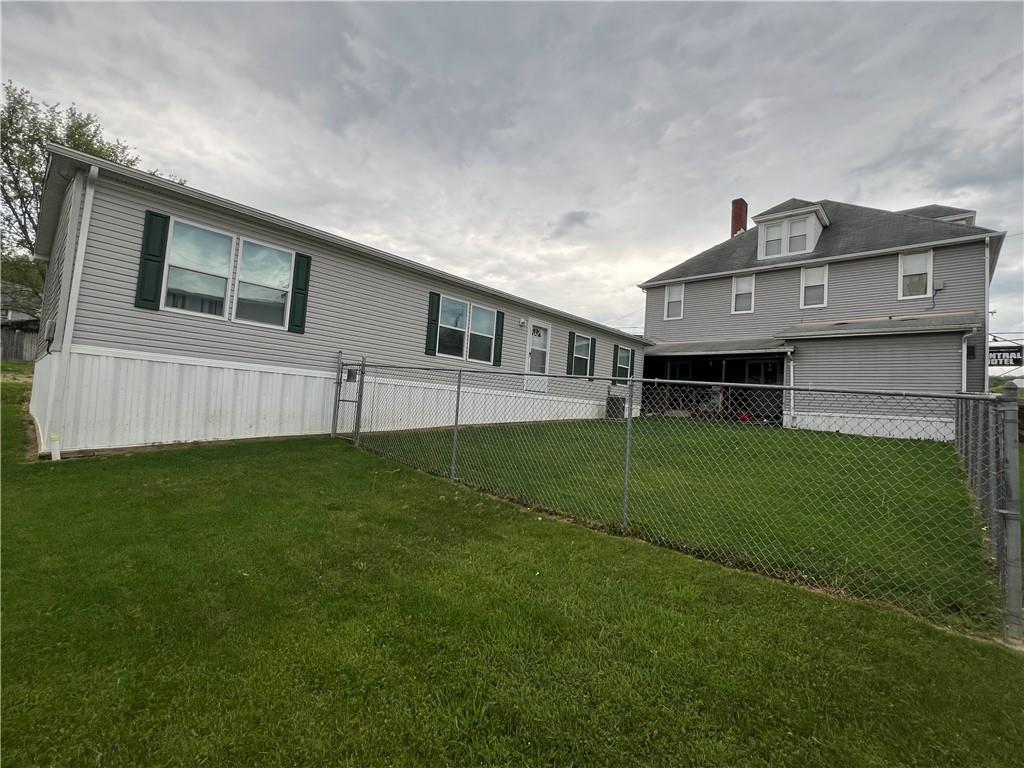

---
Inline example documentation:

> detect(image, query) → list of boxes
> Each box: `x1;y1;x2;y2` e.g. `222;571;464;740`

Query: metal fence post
353;357;366;447
967;400;977;488
450;370;463;481
987;402;999;543
622;378;634;528
330;351;343;438
997;382;1021;642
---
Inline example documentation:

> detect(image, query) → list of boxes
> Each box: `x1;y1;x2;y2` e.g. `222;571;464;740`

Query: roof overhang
37;143;650;346
646;338;793;357
637;231;1005;290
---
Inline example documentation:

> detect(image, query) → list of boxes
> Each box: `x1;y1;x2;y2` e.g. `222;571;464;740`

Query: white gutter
961;332;969;392
780;324;981;340
47;165;98;460
638;231;1006;289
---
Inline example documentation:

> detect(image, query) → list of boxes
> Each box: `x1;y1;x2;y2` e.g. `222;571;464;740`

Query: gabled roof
640;199;1003;287
754;198;814;218
896;204;975;220
776;311;983;339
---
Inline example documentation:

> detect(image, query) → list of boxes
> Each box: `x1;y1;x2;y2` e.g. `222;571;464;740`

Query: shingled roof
896;204;975;219
640;200;1001;287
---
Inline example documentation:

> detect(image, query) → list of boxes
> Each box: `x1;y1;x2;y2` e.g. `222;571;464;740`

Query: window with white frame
664;283;683;319
800;264;827;308
760;216;812;259
764;223;783;257
163;220;235;317
615;346;632;380
572;334;592;376
467;305;497;363
235;239;294;327
899;251;932;299
437;295;496;362
732;274;755;313
788;218;808;252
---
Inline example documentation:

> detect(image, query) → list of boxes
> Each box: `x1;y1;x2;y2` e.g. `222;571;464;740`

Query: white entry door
525;320;550;392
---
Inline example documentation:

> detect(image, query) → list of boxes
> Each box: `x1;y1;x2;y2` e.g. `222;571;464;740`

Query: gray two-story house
639;198;1005;436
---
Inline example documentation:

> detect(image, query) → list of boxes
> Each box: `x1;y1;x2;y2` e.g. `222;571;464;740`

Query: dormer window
765;223;782;256
789;218;807;252
752;203;828;260
758;216;813;260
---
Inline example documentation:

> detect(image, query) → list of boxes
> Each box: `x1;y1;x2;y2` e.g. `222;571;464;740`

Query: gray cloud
2;1;1021;336
548;210;596;240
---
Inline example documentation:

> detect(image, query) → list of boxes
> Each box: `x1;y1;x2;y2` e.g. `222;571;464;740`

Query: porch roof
776;311;983;339
645;337;792;357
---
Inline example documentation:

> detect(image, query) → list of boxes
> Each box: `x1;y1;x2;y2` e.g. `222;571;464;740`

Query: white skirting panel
783;412;955;441
28;353;58;442
59;347;335;451
341;374;612;433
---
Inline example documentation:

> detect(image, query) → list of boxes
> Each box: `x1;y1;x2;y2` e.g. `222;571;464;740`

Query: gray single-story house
30;145;648;457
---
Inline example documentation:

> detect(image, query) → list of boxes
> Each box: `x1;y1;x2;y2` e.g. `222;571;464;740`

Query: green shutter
287;254;312;334
493;311;504;366
134;211;169;310
588;339;596;381
425;292;441;355
612;344;620;380
566;332;576;375
629;348;636;378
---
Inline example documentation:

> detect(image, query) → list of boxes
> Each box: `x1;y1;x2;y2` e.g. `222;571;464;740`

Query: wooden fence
1;328;37;361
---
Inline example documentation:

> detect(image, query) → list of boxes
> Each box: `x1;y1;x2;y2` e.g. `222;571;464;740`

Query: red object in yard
737;411;752;423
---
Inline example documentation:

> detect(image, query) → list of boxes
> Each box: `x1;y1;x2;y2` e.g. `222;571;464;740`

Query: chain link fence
333;361;1022;640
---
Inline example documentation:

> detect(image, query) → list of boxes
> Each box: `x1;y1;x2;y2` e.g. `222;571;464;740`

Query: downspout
47;165;99;460
961;332;969;393
984;235;990;392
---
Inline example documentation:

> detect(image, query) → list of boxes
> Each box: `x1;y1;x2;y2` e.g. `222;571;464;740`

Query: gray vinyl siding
644;242;988;343
791;334;963;391
789;333;964;415
36;176;78;359
71;176;642;395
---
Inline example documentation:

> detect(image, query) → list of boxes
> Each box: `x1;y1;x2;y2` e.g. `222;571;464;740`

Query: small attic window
757;215;815;260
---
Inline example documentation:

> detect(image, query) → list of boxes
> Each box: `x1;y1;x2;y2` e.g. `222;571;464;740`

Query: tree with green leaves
1;81;141;318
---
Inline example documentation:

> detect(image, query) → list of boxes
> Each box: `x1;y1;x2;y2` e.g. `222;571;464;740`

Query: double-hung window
234;239;294;328
614;346;632;381
468;305;497;363
764;223;783;257
760;216;813;259
732;274;755;313
788;218;807;252
899;251;932;299
437;295;497;363
572;334;592;376
664;283;683;319
800;265;827;308
162;220;235;317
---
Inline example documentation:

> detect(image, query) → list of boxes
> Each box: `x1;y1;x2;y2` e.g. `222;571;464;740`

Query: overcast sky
3;1;1022;342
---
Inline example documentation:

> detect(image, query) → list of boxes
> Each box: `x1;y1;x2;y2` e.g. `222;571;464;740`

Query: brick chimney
731;198;748;236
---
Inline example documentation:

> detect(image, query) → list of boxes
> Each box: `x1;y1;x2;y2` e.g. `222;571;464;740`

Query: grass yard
362;417;999;630
3;370;1024;766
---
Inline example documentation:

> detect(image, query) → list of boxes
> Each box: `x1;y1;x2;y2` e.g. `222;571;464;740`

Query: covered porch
641;338;792;425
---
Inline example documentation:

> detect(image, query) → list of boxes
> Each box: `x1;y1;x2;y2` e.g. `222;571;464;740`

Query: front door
525;320;550;392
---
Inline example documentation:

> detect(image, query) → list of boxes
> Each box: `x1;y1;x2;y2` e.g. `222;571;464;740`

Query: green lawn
3;376;1024;766
362;418;999;630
